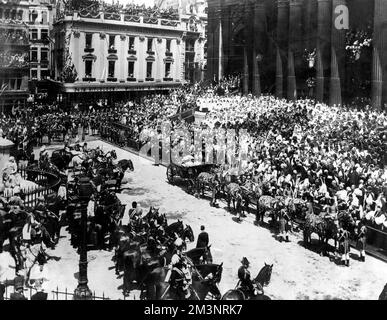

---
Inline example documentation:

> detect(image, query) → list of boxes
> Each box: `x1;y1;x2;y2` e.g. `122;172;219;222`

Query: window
31;48;38;61
108;61;115;78
0;9;3;19
109;35;115;49
31;29;38;40
30;10;38;23
41;11;48;24
31;70;38;79
85;60;93;77
17;10;23;20
146;61;153;78
86;33;93;48
11;9;16;20
129;36;135;50
128;61;134;78
147;38;153;52
41;69;50;79
40;48;49;62
41;29;49;40
166;39;171;52
165;62;171;78
4;10;9;19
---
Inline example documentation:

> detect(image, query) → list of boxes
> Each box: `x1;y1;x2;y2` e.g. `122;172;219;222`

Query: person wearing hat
337;227;351;267
196;225;209;249
10;276;27;300
237;257;257;296
356;221;367;262
30;279;48;300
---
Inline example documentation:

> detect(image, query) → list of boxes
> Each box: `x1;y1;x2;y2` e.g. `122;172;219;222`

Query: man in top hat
10;276;27;300
30;279;48;300
237;257;258;297
196;225;209;249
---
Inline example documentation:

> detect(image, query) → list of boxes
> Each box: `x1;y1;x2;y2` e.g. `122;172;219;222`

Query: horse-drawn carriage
166;163;218;194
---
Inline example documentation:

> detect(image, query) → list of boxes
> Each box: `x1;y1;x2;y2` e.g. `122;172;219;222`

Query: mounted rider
237;257;262;298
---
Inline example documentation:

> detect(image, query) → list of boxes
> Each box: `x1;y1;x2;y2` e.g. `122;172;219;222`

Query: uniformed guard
237;257;258;297
356;222;367;262
337;227;350;266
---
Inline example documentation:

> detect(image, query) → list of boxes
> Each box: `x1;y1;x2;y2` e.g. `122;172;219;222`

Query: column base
73;284;93;300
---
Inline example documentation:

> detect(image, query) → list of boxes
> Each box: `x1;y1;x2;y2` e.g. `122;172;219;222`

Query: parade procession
0;0;387;303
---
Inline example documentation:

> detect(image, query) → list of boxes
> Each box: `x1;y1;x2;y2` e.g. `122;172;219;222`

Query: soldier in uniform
278;208;290;242
196;225;209;248
356;222;367;262
237;257;259;297
337;227;350;266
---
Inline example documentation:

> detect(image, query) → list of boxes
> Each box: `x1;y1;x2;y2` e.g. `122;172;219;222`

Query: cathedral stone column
243;46;249;95
331;0;346;95
329;46;342;106
317;0;332;70
252;46;261;97
373;0;387;109
276;47;283;99
221;4;231;76
287;50;297;100
277;0;289;50
316;46;324;102
371;47;383;110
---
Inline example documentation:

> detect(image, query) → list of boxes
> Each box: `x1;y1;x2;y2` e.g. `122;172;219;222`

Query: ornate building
207;0;387;109
157;0;208;82
0;0;30;113
51;1;206;105
28;0;55;100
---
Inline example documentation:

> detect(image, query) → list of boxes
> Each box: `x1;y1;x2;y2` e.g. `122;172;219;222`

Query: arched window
30;10;38;23
11;9;17;20
17;10;23;20
41;11;48;24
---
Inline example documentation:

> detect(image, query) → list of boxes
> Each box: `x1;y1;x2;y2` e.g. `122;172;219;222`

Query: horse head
183;224;195;242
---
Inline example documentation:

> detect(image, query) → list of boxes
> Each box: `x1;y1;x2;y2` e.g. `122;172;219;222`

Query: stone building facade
52;1;206;105
207;0;387;109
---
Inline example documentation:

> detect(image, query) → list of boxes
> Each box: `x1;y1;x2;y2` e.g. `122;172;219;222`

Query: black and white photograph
0;0;386;304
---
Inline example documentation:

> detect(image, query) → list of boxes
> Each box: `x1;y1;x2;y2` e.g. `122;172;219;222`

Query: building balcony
84;47;95;53
108;49;117;54
127;77;136;82
146;51;155;55
107;77;117;82
128;49;136;55
145;77;154;81
165;51;173;57
163;77;173;82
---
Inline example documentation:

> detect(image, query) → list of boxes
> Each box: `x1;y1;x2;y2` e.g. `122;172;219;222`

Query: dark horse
164;221;195;245
140;263;222;300
222;263;273;300
185;246;213;265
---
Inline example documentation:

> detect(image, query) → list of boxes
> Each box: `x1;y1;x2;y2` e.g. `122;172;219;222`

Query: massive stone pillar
287;50;297;101
289;0;303;53
243;46;249;95
316;46;324;102
206;0;221;81
317;0;332;70
221;3;231;76
276;47;283;99
331;0;347;95
371;47;383;110
329;46;342;106
252;46;261;97
373;0;387;109
243;0;253;94
304;0;318;50
277;0;289;50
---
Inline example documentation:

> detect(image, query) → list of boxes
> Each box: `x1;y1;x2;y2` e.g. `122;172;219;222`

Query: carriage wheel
166;166;174;184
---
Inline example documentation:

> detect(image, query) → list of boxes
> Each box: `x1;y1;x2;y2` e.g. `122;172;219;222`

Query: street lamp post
73;201;92;300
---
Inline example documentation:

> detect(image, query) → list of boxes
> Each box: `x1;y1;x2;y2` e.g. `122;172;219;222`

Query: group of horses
112;206;273;300
195;168;356;256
